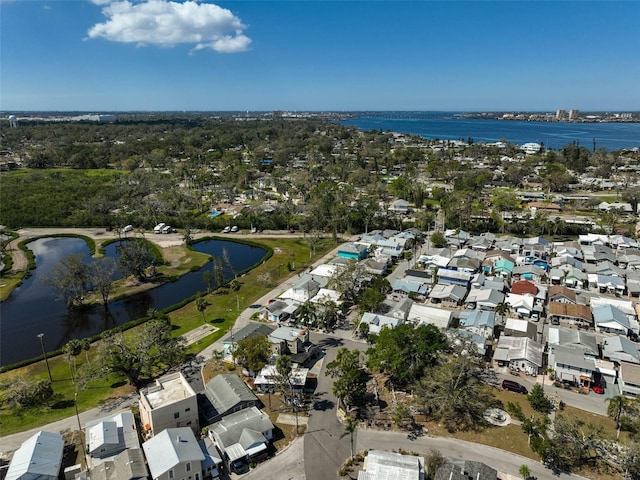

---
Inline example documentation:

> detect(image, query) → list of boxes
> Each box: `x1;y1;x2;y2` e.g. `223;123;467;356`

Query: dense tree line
1;114;635;236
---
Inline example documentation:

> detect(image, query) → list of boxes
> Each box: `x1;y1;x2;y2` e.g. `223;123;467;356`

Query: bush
506;401;525;421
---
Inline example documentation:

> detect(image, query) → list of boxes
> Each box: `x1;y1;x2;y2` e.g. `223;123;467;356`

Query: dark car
502;379;528;394
230;459;249;474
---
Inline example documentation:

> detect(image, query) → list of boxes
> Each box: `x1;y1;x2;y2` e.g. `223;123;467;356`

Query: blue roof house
337;243;368;260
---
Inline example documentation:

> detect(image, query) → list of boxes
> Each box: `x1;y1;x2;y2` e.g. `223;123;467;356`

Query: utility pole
37;333;52;382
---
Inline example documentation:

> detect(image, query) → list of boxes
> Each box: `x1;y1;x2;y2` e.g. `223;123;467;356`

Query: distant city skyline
2;1;639;112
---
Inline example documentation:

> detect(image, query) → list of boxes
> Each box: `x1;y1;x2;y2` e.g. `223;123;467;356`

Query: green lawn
0;236;336;436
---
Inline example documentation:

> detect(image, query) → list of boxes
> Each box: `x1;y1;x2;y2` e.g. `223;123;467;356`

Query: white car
122;225;134;233
154;222;166;234
161;225;172;234
230;225;239;232
222;226;231;233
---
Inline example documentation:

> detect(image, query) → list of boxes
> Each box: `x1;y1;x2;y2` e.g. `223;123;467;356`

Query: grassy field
0;235;336;436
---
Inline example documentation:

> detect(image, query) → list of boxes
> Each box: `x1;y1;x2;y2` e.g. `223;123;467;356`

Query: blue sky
2;0;639;112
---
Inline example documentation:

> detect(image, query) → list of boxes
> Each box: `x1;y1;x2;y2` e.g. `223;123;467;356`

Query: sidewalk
0;236;353;458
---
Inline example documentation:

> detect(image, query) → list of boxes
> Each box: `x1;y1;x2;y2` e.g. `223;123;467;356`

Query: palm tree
340;417;359;460
298;301;317;328
195;295;208;324
494;301;512;325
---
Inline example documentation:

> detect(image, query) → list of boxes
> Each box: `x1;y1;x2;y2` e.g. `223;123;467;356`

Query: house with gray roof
85;410;140;463
493;336;543;375
392;278;429;297
142;427;205;480
263;300;295;323
222;322;275;355
201;375;259;424
593;304;631;335
548;344;598;387
428;284;467;307
198;438;222;480
602;335;640;364
268;325;310;355
357;449;424;480
208;406;274;468
5;431;64;480
464;288;504;311
78;449;148;480
547;327;598;356
458;310;495;338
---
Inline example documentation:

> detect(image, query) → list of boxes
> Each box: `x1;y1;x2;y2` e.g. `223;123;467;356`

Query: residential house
86;410;140;462
208;407;274;469
434;461;497;480
493;336;543;375
548;285;577;304
548;302;593;328
359;312;403;335
361;258;388;276
619;362;640;397
142;428;205;480
201;375;259;424
503;318;539;341
254;364;308;393
587;274;626;295
512;265;546;282
492;258;515;279
548;344;597;388
268;325;311;357
464;288;504;311
337;243;368;260
5;431;64;480
392;278;429;297
407;304;453;330
602;335;640;364
547;327;599;356
388;199;411;214
222;323;275;356
357;450;424;480
139;372;199;437
79;449;148;480
505;293;535;318
280;278;321;303
263;300;296;323
458;310;495;338
198;439;223;480
593;305;631;335
549;266;587;288
510;280;538;296
428;284;467;307
436;268;472;287
389;297;413;322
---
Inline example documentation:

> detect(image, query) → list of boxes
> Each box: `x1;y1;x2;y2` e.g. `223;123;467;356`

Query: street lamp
75;392;88;464
37;333;52;382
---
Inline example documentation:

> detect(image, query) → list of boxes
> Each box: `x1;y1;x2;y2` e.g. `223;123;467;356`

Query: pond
0;237;267;367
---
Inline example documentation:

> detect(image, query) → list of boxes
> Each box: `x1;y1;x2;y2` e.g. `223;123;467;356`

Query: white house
5;431;64;480
143;428;205;480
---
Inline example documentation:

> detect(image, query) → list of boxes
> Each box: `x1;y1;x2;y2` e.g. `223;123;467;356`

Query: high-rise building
555;109;566;120
569;109;580;120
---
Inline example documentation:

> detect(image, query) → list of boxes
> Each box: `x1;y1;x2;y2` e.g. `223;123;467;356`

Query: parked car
502;379;528;394
230;459;248;474
222;226;231;233
154;222;166;233
161;225;172;234
592;384;605;394
122;224;134;233
230;225;239;232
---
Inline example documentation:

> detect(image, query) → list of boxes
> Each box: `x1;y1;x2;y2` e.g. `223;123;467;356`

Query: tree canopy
366;323;448;388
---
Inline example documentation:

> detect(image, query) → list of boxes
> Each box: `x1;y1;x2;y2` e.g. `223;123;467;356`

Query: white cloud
88;0;251;53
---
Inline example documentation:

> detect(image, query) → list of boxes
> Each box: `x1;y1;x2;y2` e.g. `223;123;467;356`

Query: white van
154;222;166;233
122;225;134;233
161;225;172;234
